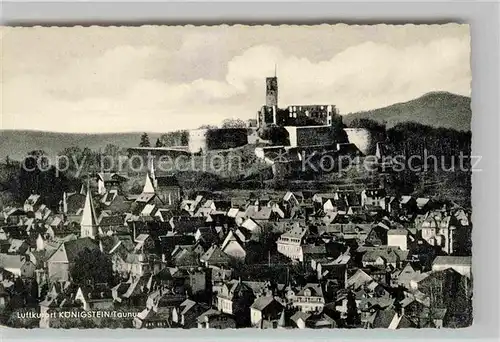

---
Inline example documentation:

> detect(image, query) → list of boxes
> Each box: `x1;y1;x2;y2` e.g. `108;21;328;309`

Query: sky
1;24;471;133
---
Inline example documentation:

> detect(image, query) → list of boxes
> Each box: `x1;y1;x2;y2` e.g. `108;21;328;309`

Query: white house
387;229;408;251
292;283;325;313
432;256;472;278
221;231;247;261
276;225;308;262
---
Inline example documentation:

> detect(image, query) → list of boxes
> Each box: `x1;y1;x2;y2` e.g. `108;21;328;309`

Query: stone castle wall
343;128;385;156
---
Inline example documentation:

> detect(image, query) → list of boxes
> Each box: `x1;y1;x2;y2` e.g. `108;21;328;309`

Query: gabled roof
346;269;373;289
99;214;125;227
97;172;128;182
250;296;284;311
227;208;240;218
200;245;231;265
399;195;414;205
432;256;471;266
241;218;261;232
387;229;408;236
197;309;230;323
359;246;409;264
136;192;156;204
396;263;419;284
7;239;29;254
179;298;197;315
0;253;27;271
24;194;41;206
221;230;244;251
155;209;173;222
235;227;253;243
101;190;118;205
281;224;308;240
174;249;200;267
141;204;156;216
296;283;323;297
250;207;273;221
302;244;327;256
291;311;311;324
63;192;86;215
416;198;431;208
99;235;122;254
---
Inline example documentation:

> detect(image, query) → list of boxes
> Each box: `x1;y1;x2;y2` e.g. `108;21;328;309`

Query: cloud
1;28;470;133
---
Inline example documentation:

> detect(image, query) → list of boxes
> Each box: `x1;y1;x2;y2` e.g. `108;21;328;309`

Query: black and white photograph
0;24;473;329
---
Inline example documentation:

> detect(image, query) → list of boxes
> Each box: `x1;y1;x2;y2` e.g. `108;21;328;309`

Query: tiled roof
387;229;408;235
432;256;471;266
281;224;308;240
197;309;226;323
291;311;311;323
99;215;125;227
346;269;373;289
200;245;231;265
0;253;25;270
250;296;283;311
297;283;323;297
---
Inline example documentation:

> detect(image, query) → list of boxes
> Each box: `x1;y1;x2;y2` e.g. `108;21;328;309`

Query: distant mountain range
343;91;471;132
0;91;471;162
0;131;163;162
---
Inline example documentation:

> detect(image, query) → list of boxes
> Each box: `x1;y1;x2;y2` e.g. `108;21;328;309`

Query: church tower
142;172;155;194
266;69;278;107
80;185;98;239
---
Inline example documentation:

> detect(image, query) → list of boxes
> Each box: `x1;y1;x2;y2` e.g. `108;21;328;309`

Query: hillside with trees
343;92;471;132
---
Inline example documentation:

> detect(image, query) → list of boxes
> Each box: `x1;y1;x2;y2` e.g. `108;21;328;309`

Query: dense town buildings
0;75;472;330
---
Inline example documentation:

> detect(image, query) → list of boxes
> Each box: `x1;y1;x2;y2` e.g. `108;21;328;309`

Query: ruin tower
266;76;278;107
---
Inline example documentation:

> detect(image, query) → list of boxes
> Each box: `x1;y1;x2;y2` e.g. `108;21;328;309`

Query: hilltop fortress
255;74;384;155
128;73;384;159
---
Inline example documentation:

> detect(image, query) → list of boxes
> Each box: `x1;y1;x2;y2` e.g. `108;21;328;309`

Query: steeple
278;309;286;328
80;180;98;239
142;172;155;194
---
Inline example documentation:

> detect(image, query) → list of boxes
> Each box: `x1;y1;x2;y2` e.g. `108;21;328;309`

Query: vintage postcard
0;24;472;329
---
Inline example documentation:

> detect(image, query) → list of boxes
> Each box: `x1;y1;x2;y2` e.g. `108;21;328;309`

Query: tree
155;138;164;147
348;118;387;132
160;130;189;147
70;248;113;285
18;150;68;210
104;144;120;157
221;118;247;129
346;290;360;327
139;133;151;147
257;125;289;145
198;124;218;129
